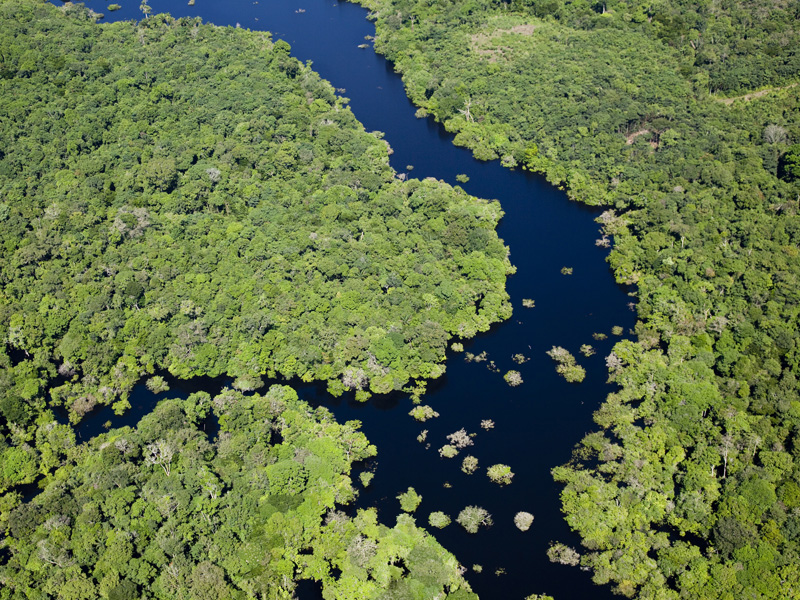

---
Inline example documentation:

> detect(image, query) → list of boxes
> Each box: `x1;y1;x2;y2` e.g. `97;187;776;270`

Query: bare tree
458;97;475;123
763;124;788;145
146;440;175;476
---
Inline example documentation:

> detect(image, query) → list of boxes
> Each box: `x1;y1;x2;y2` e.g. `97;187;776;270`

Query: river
69;1;635;597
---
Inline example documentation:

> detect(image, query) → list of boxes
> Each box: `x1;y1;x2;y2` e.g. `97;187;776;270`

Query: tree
397;487;422;512
780;144;800;181
428;512;451;528
457;506;493;533
461;455;479;474
487;464;514;485
547;542;580;566
514;512;534;531
145;439;175;476
504;370;523;386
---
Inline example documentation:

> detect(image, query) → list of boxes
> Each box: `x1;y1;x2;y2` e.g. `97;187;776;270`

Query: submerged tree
546;347;586;383
461;455;479;474
457;506;493;533
428;511;452;528
504;370;523;386
397;487;423;513
487;464;514;485
514;512;534;531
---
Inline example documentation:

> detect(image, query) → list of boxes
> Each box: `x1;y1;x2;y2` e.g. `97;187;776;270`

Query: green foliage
356;0;800;595
486;463;514;485
781;143;800;181
546;346;586;383
409;405;439;422
0;0;512;488
439;444;459;458
503;370;523;386
456;506;493;534
461;455;478;474
397;487;423;512
1;386;475;598
428;511;451;528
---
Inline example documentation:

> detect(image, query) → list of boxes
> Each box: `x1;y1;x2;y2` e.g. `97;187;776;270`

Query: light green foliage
439;444;459;458
0;0;513;485
397;487;423;512
409;405;439;422
611;326;624;336
456;506;493;533
487;463;514;485
503;370;523;386
1;387;476;598
456;174;470;183
546;347;586;383
461;455;478;474
579;344;595;357
359;471;374;487
145;376;170;394
451;342;464;352
560;267;573;275
428;511;451;528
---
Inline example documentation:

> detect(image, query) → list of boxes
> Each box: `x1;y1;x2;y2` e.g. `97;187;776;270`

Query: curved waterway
70;1;636;597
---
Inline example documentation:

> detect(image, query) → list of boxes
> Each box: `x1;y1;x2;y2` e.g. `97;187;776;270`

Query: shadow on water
45;1;637;597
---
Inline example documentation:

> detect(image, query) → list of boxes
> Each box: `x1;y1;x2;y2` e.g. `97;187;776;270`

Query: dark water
63;1;635;597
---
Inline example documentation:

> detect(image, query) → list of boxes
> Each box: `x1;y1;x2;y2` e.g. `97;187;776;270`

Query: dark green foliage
0;386;476;598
